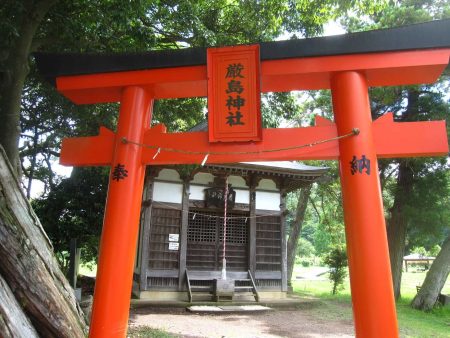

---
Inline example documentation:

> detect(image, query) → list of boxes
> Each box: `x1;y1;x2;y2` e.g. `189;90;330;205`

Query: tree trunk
0;145;87;337
386;88;421;300
0;274;39;338
387;160;413;300
411;234;450;311
0;0;56;175
287;184;313;285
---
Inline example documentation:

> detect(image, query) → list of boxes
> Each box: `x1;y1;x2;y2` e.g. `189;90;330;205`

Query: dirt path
129;307;355;338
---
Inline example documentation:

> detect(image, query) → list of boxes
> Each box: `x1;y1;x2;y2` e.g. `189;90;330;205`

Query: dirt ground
129;306;355;338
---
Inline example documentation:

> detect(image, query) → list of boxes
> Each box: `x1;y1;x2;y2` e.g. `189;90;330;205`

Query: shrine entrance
35;19;450;338
187;210;249;272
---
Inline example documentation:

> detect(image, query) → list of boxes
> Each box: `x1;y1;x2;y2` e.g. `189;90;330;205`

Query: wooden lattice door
186;210;248;271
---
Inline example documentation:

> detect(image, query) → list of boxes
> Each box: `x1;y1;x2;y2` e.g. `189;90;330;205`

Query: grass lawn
293;265;450;338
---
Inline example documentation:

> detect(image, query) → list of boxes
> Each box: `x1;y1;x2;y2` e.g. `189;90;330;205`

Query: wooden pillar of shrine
248;175;257;276
178;178;190;290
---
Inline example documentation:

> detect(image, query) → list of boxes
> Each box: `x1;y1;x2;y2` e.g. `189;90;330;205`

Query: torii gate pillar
332;71;397;337
89;87;153;336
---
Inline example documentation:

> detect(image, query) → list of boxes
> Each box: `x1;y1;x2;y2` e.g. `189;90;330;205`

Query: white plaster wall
153;182;183;203
234;189;249;204
228;175;247;188
257;178;278;191
256;191;280;211
191;172;214;185
189;185;206;200
156;169;182;182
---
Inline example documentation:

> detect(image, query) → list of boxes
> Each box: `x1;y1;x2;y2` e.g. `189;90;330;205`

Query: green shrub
411;246;427;257
299;256;314;267
297;238;316;257
323;245;348;295
428;244;441;257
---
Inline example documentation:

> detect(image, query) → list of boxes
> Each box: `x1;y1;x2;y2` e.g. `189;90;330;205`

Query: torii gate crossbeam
35;19;450;338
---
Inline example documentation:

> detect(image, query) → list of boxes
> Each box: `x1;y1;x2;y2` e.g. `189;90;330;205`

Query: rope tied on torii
120;128;360;165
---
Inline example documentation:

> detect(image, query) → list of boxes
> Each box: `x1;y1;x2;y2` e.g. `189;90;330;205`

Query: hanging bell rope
221;177;229;280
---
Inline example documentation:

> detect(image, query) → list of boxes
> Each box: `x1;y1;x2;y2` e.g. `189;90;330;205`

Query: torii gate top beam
35;19;450;104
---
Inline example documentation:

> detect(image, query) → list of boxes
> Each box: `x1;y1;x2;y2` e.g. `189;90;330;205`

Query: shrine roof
203;161;328;192
241;161;327;173
35;19;450;85
403;254;435;260
207;161;328;176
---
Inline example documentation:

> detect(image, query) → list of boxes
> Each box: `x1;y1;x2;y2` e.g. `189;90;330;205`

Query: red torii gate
35;20;450;338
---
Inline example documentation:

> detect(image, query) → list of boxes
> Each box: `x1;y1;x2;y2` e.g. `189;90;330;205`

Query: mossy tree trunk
0;146;87;337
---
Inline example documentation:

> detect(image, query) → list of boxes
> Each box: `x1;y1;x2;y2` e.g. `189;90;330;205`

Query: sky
323;21;346;36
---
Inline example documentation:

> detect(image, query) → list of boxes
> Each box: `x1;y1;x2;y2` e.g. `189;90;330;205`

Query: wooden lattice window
148;208;181;270
187;211;217;243
187;211;248;245
219;217;248;244
187;210;249;271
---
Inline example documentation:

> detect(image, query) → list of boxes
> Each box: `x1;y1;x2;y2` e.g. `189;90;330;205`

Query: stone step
187;305;272;313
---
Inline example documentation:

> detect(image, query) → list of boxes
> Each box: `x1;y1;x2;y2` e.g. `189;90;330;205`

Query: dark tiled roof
35;19;450;84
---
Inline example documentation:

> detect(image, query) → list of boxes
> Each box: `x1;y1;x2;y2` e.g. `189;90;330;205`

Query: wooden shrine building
133;160;327;301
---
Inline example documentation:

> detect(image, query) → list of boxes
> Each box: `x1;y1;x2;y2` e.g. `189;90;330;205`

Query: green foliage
404;162;450;250
297;237;316;257
411;246;428;257
286;166;346;263
429;245;441;257
152;98;205;132
410;245;442;258
323;245;348;295
261;92;305;128
20;74;118;196
300;221;316;244
306;162;346;256
295;237;317;267
295;255;318;267
32;167;109;268
26;0;379;55
342;0;450;33
286;158;347;264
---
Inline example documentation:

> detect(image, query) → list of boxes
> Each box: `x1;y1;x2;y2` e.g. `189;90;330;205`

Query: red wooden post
89;86;153;338
331;71;398;338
